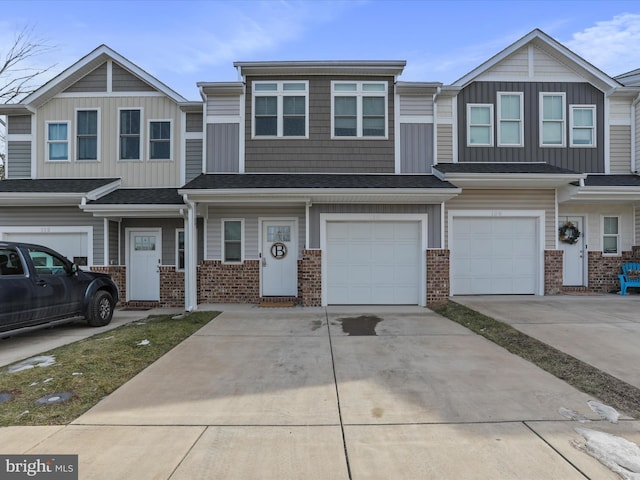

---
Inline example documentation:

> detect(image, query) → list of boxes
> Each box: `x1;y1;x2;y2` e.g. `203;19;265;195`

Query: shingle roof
583;175;640;187
182;173;456;190
433;163;579;175
88;188;184;205
0;178;119;193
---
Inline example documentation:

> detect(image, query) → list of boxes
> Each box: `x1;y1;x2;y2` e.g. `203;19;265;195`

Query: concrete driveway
2;304;637;479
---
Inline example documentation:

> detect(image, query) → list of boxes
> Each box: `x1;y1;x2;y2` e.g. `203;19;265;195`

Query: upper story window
46;122;69;161
467;104;493;146
570;105;596;147
497;93;523;147
119;109;141;160
253;81;308;138
332;81;387;138
77;109;98;161
540;93;566;147
603;216;620;255
149;120;171;160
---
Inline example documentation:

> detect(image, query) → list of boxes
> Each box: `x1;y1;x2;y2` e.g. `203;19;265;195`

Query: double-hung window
497;93;523;146
570;105;596;147
120;109;141;160
540;93;566;147
176;229;185;270
47;122;69;161
467;104;493;146
222;219;243;263
253;81;308;138
77;110;98;160
602;216;620;255
149;120;171;160
332;81;387;138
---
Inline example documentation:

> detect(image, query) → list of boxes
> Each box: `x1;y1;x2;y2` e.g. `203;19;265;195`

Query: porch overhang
558;174;640;203
0;178;121;206
80;204;187;218
81;187;186;217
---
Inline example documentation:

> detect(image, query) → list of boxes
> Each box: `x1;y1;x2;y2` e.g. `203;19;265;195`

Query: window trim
252;81;309;139
569;104;596;148
602;215;620;256
221;218;244;264
539;92;566;147
148;119;172;161
75;108;100;162
176;229;185;271
118;107;143;161
497;92;524;147
331;80;388;139
466;103;494;147
46;121;70;162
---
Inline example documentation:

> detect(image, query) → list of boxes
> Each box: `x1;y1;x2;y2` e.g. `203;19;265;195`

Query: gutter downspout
183;194;198;312
433;86;441;167
633;94;640;174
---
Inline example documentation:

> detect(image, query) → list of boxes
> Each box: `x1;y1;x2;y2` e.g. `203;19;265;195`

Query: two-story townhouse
433;29;640;296
179;62;460;308
0;45;204;309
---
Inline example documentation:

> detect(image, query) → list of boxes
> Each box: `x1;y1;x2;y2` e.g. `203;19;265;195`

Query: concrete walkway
1;303;639;479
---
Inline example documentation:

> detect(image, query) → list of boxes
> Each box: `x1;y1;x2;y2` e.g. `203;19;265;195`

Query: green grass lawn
0;311;218;426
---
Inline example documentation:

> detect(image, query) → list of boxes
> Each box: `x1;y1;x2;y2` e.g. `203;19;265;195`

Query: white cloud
566;13;640;76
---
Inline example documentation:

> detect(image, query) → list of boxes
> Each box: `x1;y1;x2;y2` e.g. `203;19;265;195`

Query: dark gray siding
458;82;604;173
7;141;31;178
309;204;442;249
244;75;395;173
186;112;203;132
185;139;203;182
64;62;107;92
206;124;239;172
401;124;433;173
112;63;155;92
7;115;31;134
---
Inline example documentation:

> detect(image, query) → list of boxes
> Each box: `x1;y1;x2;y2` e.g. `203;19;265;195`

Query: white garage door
326;221;421;304
451;217;538;295
3;232;89;265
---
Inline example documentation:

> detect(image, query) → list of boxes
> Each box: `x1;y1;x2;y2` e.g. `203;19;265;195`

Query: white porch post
183;195;198;311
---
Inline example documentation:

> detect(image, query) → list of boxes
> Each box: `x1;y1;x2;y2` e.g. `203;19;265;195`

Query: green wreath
559;221;581;245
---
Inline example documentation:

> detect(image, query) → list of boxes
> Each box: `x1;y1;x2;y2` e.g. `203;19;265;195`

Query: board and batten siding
243;76;395;173
308;204;442;249
445;189;556;250
206;124;239;173
0;207;105;264
400;124;433;173
609;125;632;174
7;115;32;134
458;82;605;173
36;96;182;187
6;142;31;178
206;206;306;260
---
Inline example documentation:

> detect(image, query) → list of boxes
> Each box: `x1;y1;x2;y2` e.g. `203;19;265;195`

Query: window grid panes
603;216;619;255
541;94;565;146
332;81;387;138
571;106;595;147
267;226;291;242
253;81;307;138
177;230;185;270
223;220;242;263
150;121;171;160
498;93;523;146
77;110;98;160
467;104;493;146
120;109;141;160
47;123;68;161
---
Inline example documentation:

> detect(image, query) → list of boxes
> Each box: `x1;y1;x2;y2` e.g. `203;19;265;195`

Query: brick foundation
198;260;260;303
90;265;126;304
588;247;640;293
300;249;322;307
426;249;450;307
544;250;563;295
159;266;185;307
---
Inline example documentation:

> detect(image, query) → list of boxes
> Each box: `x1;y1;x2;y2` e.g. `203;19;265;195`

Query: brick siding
544;250;563;295
90;265;126;304
588;246;640;293
159;266;185;307
198;260;260;303
426;249;449;307
300;249;322;307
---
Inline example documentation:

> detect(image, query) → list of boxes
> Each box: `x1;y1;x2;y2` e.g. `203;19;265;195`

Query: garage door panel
4;232;89;264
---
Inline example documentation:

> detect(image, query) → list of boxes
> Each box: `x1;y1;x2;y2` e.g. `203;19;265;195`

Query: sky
1;0;640;101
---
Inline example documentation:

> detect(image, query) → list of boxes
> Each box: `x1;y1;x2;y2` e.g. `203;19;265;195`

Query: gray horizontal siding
0;207;105;264
207;96;241;116
309;204;442;249
7;141;31;178
7;115;31;134
458;82;605;173
186;112;203;132
244;76;395;173
64;62;107;92
185;139;203;182
207;124;239;172
401;123;433;173
112;63;155;92
400;95;433;116
610;125;631;174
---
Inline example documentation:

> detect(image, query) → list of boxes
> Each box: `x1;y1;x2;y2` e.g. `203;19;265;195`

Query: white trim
604;95;611;174
601;215;621;256
539;92;566;147
447;210;546;296
330;80;388;139
6;134;31;141
147;118;173;161
239;88;246;173
103;218;109;267
394;88;400;173
125;227;162;302
0;226;94;265
251;80;309;139
399;115;434;124
258;217;299;297
31;113;37;178
44;120;70;162
319;213;428;306
466;103;494;147
452;96;458;162
569;104;596;148
207;115;241;124
75;107;101;162
176;228;185;271
180;110;186;186
184;131;203;140
221;218;245;264
117;107;144;162
558;214;588;287
497;92;524;147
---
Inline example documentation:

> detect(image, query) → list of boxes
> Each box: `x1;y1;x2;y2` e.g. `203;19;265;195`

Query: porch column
183;195;198;311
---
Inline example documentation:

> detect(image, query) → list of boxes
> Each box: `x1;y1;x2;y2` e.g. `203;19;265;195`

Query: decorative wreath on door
559;221;581;245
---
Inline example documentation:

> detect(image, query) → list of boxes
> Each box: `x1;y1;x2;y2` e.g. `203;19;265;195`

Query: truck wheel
87;291;114;327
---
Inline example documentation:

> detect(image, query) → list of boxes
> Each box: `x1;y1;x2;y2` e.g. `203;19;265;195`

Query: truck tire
87;290;114;327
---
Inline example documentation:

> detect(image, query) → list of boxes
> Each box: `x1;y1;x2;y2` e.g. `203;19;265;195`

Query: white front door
128;230;161;301
261;220;297;296
560;216;585;286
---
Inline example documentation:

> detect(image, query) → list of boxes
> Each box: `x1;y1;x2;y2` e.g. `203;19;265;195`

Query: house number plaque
270;242;287;259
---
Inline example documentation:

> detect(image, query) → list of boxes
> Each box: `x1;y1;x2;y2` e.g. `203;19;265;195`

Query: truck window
0;248;26;276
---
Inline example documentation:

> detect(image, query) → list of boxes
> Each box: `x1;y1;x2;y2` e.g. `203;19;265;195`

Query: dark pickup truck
0;241;119;336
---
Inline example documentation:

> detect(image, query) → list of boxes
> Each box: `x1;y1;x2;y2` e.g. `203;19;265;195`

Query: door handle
262;257;267;267
36;280;47;287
